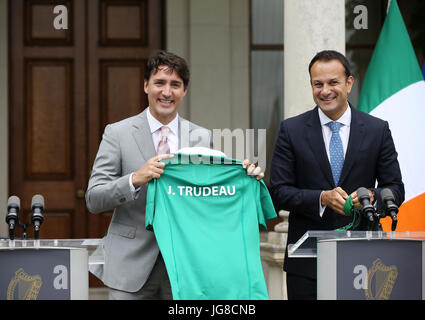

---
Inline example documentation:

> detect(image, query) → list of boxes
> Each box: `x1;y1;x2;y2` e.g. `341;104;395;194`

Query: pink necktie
157;126;170;155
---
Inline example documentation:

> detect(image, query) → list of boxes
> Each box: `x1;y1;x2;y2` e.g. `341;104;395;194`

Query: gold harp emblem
7;268;42;300
364;258;398;300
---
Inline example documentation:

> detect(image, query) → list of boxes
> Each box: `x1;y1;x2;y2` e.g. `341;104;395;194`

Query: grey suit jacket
86;109;212;292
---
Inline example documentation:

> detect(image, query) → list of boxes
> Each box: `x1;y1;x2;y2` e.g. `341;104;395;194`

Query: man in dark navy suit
270;50;404;300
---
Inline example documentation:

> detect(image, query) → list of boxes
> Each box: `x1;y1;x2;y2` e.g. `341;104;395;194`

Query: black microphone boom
357;187;375;230
6;196;20;240
31;194;45;239
381;188;398;231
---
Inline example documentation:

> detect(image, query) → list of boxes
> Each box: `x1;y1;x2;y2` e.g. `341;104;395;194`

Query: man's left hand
350;189;375;210
242;160;264;180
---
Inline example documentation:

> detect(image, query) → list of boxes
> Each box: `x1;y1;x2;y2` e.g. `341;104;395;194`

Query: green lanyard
335;195;361;231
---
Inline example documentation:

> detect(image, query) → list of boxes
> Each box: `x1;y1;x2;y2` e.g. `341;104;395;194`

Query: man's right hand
131;154;174;188
321;187;349;216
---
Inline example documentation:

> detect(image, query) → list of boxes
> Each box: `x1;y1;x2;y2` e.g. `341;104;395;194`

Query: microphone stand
391;217;398;232
358;206;382;231
8;222;15;240
373;214;383;231
16;220;33;240
10;217;42;240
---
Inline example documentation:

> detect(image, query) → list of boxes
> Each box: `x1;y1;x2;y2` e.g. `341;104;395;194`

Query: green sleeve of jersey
145;179;157;231
257;180;278;230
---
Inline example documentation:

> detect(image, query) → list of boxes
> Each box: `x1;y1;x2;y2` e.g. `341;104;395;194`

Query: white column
284;0;345;118
188;0;232;129
0;0;8;237
166;0;250;131
166;0;191;119
260;211;289;300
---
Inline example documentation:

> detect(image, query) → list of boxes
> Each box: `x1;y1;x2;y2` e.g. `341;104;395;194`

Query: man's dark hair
308;50;352;79
144;50;190;89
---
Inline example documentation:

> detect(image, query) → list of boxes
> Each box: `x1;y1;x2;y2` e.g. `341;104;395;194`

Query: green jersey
145;153;277;300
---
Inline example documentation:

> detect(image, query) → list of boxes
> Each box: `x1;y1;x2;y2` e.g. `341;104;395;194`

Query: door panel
25;60;73;179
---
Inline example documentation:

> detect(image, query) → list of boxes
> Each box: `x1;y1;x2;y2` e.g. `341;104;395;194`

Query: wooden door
9;0;87;239
9;0;163;241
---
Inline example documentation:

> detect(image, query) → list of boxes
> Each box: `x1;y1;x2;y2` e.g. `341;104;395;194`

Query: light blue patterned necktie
327;121;344;186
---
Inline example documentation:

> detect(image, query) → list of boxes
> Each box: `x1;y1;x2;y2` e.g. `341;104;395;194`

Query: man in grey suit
86;50;262;299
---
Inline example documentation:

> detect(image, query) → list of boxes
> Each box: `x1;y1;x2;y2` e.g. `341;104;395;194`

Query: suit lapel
132;109;156;161
306;107;335;187
178;117;211;148
132;111;197;158
338;107;366;186
178;117;193;149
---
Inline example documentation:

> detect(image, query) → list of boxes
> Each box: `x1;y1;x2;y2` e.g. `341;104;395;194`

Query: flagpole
386;0;392;14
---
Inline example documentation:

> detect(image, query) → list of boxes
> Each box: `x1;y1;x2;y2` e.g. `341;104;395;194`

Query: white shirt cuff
129;173;141;197
319;191;326;218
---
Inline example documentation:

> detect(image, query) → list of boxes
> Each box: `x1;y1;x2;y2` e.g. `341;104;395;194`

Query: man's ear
346;75;354;94
144;79;149;94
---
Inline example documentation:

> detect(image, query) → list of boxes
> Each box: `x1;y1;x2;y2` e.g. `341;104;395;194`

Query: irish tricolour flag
358;0;425;231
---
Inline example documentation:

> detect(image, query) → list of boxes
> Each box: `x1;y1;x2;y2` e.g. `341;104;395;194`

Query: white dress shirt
146;108;179;154
318;106;351;160
318;105;352;217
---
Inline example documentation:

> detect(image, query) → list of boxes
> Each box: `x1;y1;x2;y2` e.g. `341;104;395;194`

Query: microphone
356;187;375;229
31;194;45;239
381;188;398;231
6;196;20;240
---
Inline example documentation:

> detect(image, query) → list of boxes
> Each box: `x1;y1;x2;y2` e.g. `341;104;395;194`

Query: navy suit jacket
270;105;404;279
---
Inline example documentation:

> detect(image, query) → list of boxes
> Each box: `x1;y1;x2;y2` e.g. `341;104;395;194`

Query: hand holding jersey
133;151;264;189
131;154;175;188
243;159;264;180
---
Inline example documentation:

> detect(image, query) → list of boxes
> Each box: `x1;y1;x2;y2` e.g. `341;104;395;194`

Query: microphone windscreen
356;187;370;200
381;188;395;201
31;194;45;208
7;196;20;209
